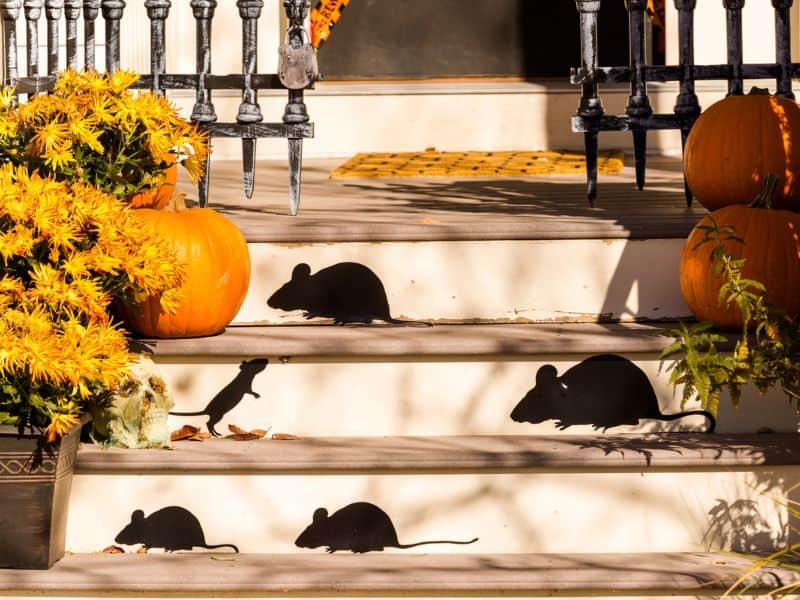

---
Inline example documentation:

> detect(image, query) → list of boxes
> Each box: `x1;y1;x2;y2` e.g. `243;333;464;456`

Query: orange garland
310;0;350;48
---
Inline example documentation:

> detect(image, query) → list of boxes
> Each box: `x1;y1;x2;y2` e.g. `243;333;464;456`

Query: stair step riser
154;356;796;437
234;239;691;325
66;470;790;555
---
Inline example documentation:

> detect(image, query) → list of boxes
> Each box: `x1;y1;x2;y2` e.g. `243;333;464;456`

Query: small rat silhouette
267;262;430;326
510;354;715;432
115;506;239;553
170;358;268;436
295;501;478;553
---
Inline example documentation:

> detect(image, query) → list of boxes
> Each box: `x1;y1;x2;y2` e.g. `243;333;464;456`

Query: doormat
330;149;625;179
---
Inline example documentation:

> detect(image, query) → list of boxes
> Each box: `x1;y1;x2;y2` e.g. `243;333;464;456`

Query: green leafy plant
660;215;800;416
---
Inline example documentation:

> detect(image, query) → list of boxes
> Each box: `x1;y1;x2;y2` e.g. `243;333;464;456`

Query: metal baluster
145;0;170;95
574;0;604;205
283;0;311;216
237;0;263;199
772;0;794;99
23;0;42;78
64;0;81;68
101;0;124;73
674;0;700;205
82;0;99;69
723;0;744;96
44;0;62;74
190;0;217;207
0;0;21;86
625;0;652;191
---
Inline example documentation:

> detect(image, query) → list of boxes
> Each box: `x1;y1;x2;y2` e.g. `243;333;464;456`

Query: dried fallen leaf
189;431;211;441
101;545;125;554
171;424;201;442
227;424;270;441
272;433;299;440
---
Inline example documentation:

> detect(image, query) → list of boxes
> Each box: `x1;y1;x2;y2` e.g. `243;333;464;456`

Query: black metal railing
572;0;796;205
0;0;315;215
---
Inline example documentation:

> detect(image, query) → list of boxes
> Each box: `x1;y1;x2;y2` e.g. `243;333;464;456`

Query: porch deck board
179;155;705;243
75;433;800;475
129;322;703;359
0;552;795;595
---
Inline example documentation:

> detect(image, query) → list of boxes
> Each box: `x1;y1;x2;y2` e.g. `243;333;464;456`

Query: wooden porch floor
177;155;707;243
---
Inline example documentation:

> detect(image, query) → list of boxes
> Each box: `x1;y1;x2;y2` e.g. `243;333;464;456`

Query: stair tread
133;322;718;358
3;552;794;594
179;156;706;243
75;433;800;474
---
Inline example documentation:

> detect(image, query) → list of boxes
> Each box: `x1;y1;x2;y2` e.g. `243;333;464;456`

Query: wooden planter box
0;422;82;569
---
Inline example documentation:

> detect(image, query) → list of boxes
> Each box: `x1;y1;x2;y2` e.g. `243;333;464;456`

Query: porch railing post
190;0;218;207
574;0;604;204
772;0;794;99
44;0;62;74
82;0;100;69
101;0;125;73
23;0;43;78
282;0;311;216
237;0;264;199
64;0;81;69
624;0;652;191
145;0;170;97
673;0;699;204
0;0;21;86
723;0;745;96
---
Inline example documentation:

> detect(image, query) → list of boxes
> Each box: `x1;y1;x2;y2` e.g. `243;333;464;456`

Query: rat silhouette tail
169;410;208;417
202;543;239;553
657;410;716;433
397;537;478;549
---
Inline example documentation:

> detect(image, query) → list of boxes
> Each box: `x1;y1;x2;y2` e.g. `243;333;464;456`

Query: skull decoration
90;355;174;449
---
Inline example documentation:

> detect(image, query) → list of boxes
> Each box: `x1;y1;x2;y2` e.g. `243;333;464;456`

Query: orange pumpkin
127;161;178;209
679;181;800;329
118;195;251;338
683;88;800;211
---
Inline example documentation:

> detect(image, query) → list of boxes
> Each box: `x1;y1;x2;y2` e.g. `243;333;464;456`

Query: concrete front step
75;434;800;474
177;157;704;325
1;552;797;597
135;323;796;437
65;435;799;555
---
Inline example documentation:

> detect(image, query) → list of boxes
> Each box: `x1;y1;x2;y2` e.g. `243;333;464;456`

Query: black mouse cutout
170;358;268;437
295;502;478;554
510;354;716;432
268;262;430;326
115;506;239;553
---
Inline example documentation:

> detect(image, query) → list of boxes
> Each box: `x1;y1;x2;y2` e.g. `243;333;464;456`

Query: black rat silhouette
170;358;268;436
115;506;239;553
267;262;430;326
295;502;478;553
510;354;715;432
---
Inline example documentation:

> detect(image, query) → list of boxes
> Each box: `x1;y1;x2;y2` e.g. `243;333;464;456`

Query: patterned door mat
330;149;625;179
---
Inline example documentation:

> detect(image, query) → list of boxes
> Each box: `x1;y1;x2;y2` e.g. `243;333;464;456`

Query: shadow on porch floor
176;155;707;243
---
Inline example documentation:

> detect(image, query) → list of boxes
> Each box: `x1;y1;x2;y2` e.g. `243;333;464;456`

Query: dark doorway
317;0;632;80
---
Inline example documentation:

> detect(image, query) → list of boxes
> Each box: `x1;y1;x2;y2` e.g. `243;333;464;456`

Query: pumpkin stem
165;191;189;213
748;173;779;209
748;86;772;96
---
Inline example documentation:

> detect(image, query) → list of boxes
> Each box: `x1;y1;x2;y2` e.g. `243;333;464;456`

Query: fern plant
660;217;800;416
